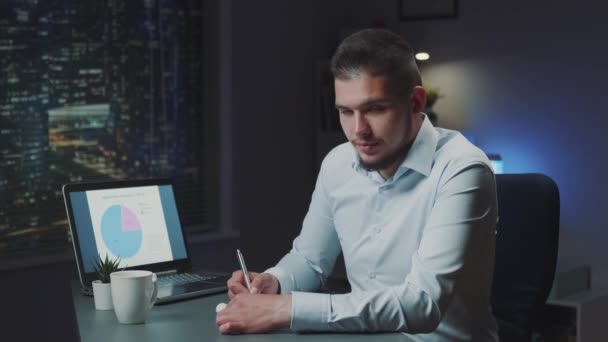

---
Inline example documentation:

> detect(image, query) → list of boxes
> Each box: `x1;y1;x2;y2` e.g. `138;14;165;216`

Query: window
0;0;218;268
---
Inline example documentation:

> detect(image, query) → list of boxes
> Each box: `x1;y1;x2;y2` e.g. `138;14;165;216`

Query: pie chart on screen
100;205;143;258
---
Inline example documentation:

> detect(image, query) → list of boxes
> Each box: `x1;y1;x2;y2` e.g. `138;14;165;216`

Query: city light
0;1;207;263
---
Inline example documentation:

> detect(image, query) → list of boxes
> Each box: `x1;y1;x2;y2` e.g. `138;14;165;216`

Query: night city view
0;0;210;266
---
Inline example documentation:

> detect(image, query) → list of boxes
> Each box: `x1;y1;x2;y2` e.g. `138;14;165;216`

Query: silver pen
236;249;252;291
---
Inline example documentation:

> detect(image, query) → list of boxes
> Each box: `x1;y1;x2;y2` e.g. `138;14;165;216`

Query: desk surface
72;282;414;342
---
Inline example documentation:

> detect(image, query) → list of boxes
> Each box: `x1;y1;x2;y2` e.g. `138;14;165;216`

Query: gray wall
225;0;608;288
399;0;608;288
224;0;410;273
226;0;378;271
229;1;326;270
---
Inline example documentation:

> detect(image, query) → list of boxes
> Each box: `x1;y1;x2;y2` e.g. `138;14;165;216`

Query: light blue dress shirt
266;116;499;341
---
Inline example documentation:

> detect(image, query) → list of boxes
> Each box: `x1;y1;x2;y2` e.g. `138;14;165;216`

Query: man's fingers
227;270;268;297
219;322;244;334
250;273;269;291
227;270;251;295
228;289;241;299
249;273;278;294
227;279;249;297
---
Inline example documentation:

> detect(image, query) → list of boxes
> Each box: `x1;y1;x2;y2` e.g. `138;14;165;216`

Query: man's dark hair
330;29;421;98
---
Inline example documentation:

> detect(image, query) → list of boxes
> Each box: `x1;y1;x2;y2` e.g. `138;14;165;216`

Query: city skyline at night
0;0;210;266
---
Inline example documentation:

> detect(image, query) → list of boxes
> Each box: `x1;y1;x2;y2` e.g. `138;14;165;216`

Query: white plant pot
92;280;113;310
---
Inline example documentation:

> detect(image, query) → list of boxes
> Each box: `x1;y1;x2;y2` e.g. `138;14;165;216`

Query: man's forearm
289;285;438;333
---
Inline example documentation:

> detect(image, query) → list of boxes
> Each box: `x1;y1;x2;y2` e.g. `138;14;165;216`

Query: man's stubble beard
357;139;411;173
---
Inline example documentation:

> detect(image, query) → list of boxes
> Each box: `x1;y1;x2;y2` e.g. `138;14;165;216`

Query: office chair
491;173;560;342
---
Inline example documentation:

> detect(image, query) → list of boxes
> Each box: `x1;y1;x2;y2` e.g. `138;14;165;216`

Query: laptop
62;178;229;304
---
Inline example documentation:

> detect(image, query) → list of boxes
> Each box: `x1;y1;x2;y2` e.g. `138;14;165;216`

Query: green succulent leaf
92;253;122;284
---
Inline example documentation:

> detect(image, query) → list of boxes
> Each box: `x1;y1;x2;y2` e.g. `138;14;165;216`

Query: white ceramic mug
110;270;158;324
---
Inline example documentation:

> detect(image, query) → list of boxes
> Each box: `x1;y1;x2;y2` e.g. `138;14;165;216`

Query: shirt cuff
264;266;294;294
290;291;331;331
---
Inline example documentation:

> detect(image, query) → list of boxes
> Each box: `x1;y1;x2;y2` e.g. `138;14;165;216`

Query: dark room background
227;0;608;290
2;0;608;294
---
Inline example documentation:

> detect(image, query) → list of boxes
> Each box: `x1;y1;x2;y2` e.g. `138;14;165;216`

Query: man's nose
354;113;370;136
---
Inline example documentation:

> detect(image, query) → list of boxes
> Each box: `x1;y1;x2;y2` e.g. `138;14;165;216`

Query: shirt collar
350;113;438;178
398;113;438;177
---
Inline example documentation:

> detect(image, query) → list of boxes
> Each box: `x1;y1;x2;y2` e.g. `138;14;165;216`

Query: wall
228;0;326;270
226;0;608;289
398;0;608;288
226;0;402;271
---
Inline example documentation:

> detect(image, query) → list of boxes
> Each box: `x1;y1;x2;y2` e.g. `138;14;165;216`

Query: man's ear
410;86;427;113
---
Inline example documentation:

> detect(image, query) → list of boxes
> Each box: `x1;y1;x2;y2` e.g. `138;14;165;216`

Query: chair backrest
491;173;560;341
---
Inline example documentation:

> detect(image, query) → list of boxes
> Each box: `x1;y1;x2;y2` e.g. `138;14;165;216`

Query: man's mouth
355;141;380;154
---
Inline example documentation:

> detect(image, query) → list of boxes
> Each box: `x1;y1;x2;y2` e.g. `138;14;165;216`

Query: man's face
335;73;420;174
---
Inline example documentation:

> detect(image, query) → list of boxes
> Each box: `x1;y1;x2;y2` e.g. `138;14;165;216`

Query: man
216;28;499;341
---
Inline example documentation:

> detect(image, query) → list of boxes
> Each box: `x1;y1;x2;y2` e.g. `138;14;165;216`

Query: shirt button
369;272;376;279
374;227;381;234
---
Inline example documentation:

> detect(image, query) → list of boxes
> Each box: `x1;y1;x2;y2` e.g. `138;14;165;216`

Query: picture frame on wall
399;0;458;21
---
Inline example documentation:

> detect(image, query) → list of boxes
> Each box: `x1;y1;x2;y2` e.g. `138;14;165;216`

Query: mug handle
149;273;158;309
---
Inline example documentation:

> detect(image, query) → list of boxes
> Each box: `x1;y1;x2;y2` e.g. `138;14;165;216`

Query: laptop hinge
155;269;178;276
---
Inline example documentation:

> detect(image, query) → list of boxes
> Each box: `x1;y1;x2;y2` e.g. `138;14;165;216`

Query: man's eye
338;108;352;115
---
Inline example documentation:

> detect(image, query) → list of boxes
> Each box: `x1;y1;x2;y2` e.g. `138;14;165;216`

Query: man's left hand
216;293;292;334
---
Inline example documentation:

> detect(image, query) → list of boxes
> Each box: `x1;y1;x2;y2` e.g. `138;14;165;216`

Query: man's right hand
227;271;280;299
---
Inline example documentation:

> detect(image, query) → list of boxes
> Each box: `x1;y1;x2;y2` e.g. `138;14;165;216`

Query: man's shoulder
318;142;357;185
323;142;354;163
434;128;492;171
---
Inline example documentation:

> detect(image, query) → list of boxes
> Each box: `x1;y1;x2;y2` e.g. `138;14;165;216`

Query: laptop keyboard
157;273;219;287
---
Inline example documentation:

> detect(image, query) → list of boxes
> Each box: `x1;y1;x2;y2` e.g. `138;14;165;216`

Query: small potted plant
423;87;442;127
92;253;122;310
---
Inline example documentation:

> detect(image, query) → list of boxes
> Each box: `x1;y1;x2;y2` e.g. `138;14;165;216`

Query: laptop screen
69;184;188;273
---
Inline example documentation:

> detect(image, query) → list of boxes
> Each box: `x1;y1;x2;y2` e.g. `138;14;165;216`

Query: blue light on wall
486;154;504;174
463;133;504;174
